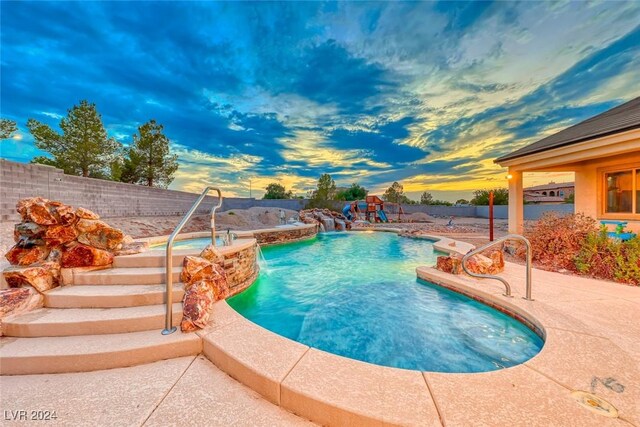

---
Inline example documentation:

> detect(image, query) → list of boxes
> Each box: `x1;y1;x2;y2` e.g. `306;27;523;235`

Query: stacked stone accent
252;225;318;246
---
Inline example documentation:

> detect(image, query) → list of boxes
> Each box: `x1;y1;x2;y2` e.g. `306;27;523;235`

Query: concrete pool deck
1;231;639;426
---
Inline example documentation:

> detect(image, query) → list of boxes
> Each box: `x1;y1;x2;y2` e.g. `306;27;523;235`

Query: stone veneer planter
138;223;319;248
250;224;318;246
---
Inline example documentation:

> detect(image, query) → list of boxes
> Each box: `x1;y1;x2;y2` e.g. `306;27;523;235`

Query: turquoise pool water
228;232;543;373
152;237;223;250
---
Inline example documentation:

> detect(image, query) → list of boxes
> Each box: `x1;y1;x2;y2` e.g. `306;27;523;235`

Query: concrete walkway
0;355;314;426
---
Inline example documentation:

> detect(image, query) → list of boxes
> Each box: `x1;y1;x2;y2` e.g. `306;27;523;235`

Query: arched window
550;191;555;196
542;192;547;196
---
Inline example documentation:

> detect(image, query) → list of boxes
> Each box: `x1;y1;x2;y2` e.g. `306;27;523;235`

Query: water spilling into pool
228;232;543;373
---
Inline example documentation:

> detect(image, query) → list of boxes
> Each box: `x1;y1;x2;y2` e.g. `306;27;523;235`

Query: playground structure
342;196;404;223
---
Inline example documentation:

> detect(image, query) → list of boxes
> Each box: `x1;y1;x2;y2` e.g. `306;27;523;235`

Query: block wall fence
1;159;573;222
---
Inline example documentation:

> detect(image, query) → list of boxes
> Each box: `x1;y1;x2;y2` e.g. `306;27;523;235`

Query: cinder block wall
0;160;221;221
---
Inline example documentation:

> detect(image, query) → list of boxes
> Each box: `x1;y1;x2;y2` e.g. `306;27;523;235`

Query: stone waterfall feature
299;209;351;232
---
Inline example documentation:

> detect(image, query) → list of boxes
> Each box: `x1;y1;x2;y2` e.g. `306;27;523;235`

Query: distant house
524;182;574;204
496;96;640;233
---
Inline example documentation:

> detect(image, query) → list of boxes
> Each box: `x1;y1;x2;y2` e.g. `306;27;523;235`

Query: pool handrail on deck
163;187;223;335
461;234;533;300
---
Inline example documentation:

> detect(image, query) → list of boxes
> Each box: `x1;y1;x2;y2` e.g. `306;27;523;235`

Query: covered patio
496;97;640;234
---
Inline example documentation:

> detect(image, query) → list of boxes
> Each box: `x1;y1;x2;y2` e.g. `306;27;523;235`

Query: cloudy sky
1;1;639;201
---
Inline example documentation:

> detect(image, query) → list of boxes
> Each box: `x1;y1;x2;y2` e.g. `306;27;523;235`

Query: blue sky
1;1;639;201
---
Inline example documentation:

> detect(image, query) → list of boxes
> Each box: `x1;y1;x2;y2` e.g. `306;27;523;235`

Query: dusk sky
1;1;639;201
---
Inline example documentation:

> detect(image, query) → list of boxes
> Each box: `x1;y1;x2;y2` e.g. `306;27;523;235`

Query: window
550;191;555;197
637;169;640;214
559;191;565;197
604;170;634;213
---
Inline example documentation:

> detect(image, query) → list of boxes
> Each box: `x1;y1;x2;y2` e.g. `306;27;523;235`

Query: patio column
508;168;524;234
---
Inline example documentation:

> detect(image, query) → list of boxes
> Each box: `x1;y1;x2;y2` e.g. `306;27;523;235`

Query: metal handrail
163;187;223;335
461;234;533;301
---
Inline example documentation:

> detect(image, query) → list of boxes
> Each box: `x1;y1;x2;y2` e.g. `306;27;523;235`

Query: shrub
575;229;640;285
521;212;598;272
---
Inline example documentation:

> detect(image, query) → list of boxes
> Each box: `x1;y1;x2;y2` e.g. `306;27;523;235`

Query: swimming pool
228;232;543;373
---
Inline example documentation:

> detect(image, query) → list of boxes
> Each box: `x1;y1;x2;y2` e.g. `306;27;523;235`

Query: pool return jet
163;187;223;335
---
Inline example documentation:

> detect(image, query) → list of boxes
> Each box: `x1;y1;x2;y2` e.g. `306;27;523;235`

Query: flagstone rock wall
222;243;259;296
252;224;318;246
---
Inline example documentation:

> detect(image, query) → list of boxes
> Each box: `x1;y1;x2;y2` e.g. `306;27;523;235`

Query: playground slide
342;204;353;220
378;210;389;223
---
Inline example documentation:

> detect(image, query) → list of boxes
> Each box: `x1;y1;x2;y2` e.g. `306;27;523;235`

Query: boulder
76;219;125;251
46;246;63;263
16;197;47;219
61;243;114;268
436;255;463;274
115;241;148;256
181;256;229;298
44;225;78;246
5;244;50;266
465;254;497;275
200;244;225;265
489;250;505;274
52;204;77;226
14;222;45;242
0;287;44;336
76;207;100;220
180;280;215;332
181;256;213;284
26;201;58;225
3;262;60;293
180;254;229;321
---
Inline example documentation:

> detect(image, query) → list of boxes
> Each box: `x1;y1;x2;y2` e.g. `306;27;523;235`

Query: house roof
496;96;640;163
524;195;565;203
524;182;574;191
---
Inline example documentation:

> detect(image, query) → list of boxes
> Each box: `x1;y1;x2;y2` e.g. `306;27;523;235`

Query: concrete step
113;249;197;268
2;303;183;337
73;266;182;285
44;284;185;308
0;329;202;375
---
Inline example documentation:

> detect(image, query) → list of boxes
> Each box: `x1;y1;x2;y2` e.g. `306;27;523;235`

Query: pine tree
0;118;18;139
420;191;433;205
27;100;120;178
127;119;178;188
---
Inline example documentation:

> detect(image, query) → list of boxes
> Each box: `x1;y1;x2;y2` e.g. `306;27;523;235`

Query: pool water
228;232;543;373
151;237;223;250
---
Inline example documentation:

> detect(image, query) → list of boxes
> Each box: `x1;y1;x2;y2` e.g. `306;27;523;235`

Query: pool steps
0;250;201;375
0;329;202;375
73;266;183;286
2;303;184;337
45;283;185;308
